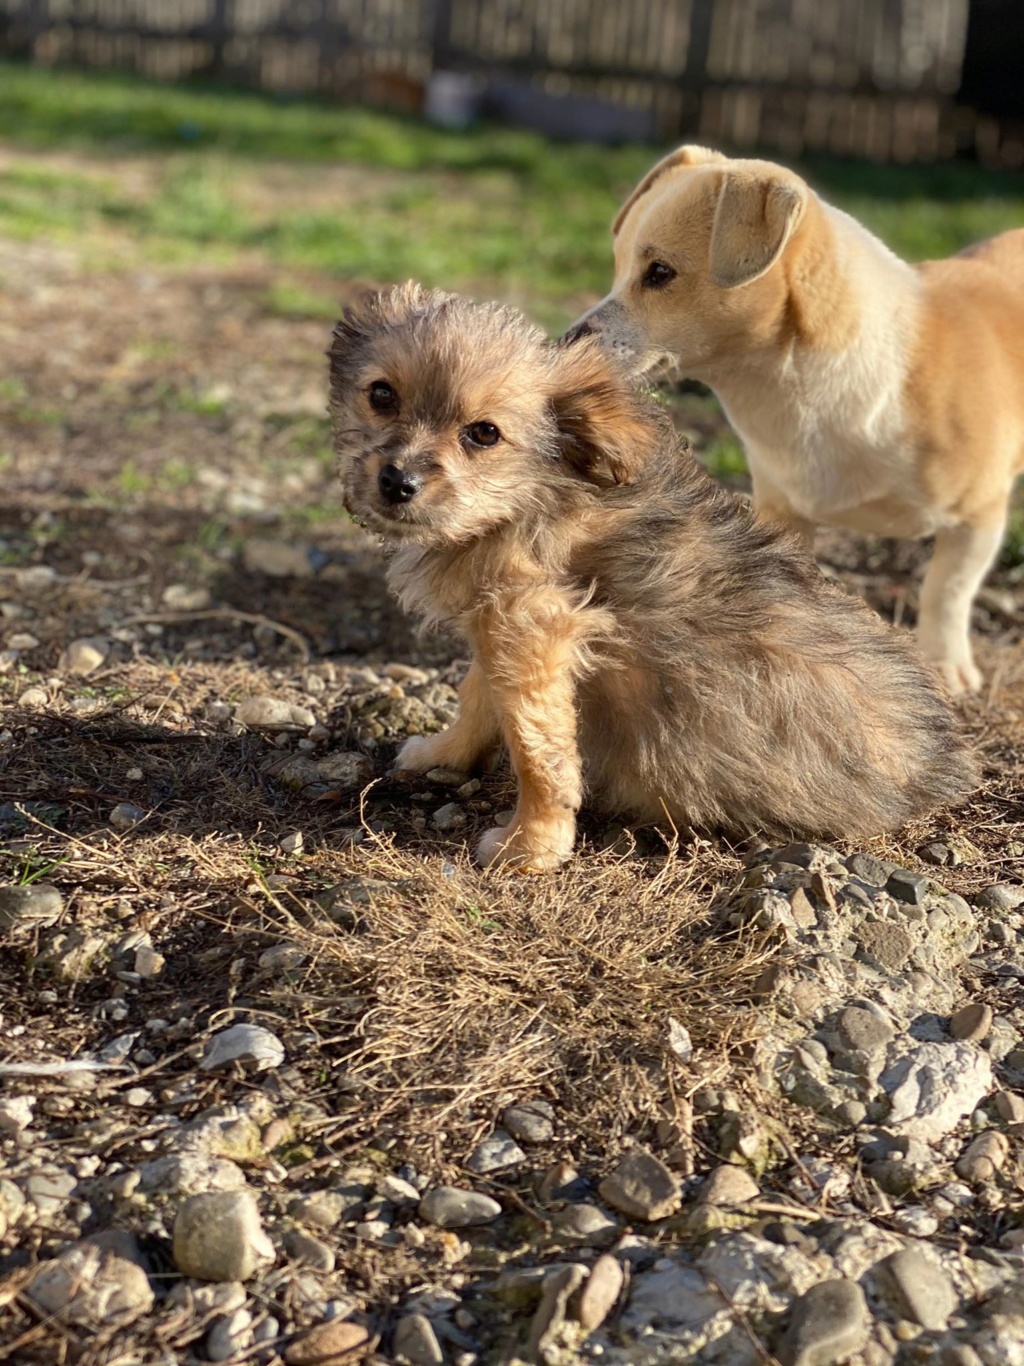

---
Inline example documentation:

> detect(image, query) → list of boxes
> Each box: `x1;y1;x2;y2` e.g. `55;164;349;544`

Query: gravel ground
0;241;1022;1366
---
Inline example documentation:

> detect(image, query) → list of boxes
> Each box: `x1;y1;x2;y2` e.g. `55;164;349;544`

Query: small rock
8;631;40;650
778;1278;868;1366
0;883;64;930
25;1241;154;1327
845;852;895;886
856;919;914;970
504;1100;555;1144
425;767;468;786
258;942;308;973
172;1190;275;1282
697;1164;760;1207
667;1016;694;1060
418;1186;501;1228
576;1254;624;1331
207;1307;254;1361
432;802;466;832
25;1169;78;1218
315;752;374;788
466;1129;526;1174
18;685;49;707
109;802;146;832
125;1087;152;1108
527;1264;588;1361
885;868;930;905
538;1161;583;1203
378;1174;421;1206
892;1206;939;1238
162;583;211;610
994;1090;1024;1123
285;1227;335;1273
836;1005;894;1055
235;696;316;733
974;884;1024;912
598;1149;680;1221
201;1023;285;1072
955;1130;1009;1183
393;1313;443;1366
243;539;316;578
134;943;164;977
0;1095;35;1133
551;1202;618;1242
882;1247;958;1330
17;565;58;593
950;1002;994;1041
918;841;955;867
59;638;108;676
284;1319;370;1364
279;831;304;855
139;1152;247;1195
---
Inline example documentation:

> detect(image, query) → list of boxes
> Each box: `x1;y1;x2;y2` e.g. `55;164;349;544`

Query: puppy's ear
613;145;726;235
328;280;427;381
549;343;660;488
709;172;805;289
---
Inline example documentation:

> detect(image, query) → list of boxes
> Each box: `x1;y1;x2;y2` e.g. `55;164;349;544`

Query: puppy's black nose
378;464;422;504
561;319;596;345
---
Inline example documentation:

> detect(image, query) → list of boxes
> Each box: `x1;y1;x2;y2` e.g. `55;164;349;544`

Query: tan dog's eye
641;261;676;289
464;421;501;448
368;380;397;412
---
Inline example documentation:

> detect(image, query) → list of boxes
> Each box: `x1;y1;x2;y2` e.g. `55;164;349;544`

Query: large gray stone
172;1190;275;1282
598;1149;680;1221
26;1241;154;1327
777;1278;868;1366
881;1041;993;1141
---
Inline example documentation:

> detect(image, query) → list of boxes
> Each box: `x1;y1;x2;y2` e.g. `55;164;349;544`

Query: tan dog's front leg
394;662;502;774
918;510;1006;696
474;612;583;873
751;471;817;554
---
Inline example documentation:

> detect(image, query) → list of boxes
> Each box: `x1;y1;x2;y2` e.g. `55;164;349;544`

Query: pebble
950;1001;994;1041
503;1100;555;1144
242;538;316;578
285;1227;336;1273
172;1190;275;1281
994;1090;1024;1123
8;631;40;651
59;638;107;676
378;1174;421;1206
539;1161;584;1203
551;1202;618;1242
280;831;305;855
418;1186;502;1228
258;942;308;973
892;1206;939;1238
974;883;1024;911
885;869;930;905
883;1247;959;1330
955;1130;1009;1183
598;1149;680;1221
844;853;894;886
777;1278;869;1366
25;1240;154;1327
667;1016;694;1060
576;1254;624;1331
284;1319;370;1364
18;685;49;707
527;1263;588;1360
25;1169;78;1217
139;1152;247;1195
0;882;64;930
393;1313;444;1366
201;1023;285;1072
835;1005;894;1055
235;696;316;733
432;802;466;832
315;751;374;788
466;1129;526;1174
109;802;146;831
207;1307;254;1361
0;1095;35;1132
697;1164;760;1206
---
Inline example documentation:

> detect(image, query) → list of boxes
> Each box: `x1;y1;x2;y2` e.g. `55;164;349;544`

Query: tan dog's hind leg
394;661;502;774
474;608;584;873
917;510;1006;695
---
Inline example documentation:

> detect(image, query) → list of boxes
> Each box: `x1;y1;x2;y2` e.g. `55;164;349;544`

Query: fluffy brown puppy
329;283;975;872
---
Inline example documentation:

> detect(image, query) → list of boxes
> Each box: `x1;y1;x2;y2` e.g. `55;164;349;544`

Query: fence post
431;0;454;71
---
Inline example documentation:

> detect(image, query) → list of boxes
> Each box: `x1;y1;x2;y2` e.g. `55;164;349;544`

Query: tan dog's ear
550;343;660;488
328;280;427;382
612;145;725;235
709;173;805;288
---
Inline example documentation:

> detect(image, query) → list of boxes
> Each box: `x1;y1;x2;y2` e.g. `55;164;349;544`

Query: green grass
2;62;1022;327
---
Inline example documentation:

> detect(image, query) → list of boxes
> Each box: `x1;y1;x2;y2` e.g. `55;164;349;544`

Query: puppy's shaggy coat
330;284;975;871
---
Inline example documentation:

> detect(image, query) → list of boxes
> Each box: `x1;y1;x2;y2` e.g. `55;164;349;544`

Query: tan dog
566;146;1024;695
329;283;974;871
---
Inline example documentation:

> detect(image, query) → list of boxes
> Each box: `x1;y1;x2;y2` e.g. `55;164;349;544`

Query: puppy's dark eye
368;380;397;412
465;421;501;448
641;261;676;289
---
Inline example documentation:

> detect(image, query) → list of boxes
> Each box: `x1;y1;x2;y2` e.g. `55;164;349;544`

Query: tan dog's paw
929;653;982;698
475;817;575;873
393;734;446;775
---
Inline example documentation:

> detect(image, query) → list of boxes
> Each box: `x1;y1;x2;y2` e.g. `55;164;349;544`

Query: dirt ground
0;240;1023;1364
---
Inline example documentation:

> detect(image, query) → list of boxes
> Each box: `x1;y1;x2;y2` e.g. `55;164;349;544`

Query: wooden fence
1;0;1022;165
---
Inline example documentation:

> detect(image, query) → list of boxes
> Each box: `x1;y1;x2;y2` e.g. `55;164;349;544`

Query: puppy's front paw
475;816;575;873
393;734;446;775
936;656;983;697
